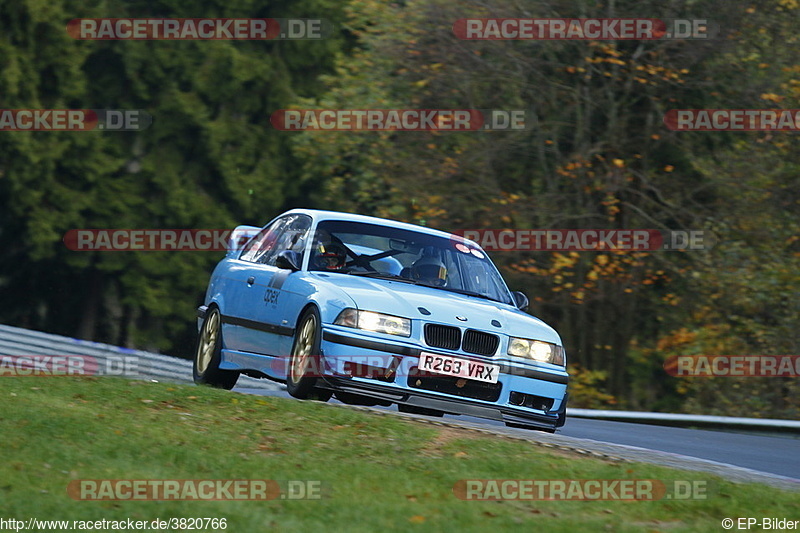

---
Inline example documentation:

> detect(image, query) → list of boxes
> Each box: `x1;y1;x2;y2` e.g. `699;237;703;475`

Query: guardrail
568;408;800;434
0;323;279;390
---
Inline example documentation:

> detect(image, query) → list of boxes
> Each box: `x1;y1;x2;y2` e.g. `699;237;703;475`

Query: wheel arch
297;301;322;325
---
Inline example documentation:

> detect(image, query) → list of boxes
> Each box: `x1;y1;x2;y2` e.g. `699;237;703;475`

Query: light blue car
194;209;568;432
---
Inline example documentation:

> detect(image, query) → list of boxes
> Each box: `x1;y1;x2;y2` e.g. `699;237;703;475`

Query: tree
0;0;347;354
289;0;798;415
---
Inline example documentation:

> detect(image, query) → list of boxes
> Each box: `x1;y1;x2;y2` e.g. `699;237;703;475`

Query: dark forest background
1;0;797;417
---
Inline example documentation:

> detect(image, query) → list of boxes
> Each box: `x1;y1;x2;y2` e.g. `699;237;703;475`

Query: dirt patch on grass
419;428;472;457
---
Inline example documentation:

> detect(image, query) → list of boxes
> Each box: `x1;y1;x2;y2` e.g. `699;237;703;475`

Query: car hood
319;274;562;345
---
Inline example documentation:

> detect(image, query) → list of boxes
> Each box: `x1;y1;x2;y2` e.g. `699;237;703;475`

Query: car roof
280;208;476;244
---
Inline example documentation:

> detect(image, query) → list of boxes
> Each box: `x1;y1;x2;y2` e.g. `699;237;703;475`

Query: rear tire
193;307;239;390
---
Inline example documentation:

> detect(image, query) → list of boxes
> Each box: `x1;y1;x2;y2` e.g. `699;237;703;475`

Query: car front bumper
318;327;569;430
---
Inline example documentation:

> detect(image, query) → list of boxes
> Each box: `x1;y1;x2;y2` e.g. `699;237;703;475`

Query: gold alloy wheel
290;314;317;383
196;310;220;374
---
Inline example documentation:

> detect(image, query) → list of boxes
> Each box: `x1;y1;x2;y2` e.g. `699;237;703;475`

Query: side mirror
275;250;301;272
512;291;529;312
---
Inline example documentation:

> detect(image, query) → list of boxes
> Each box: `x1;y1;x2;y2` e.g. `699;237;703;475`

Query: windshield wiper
346;271;417;283
436;287;503;303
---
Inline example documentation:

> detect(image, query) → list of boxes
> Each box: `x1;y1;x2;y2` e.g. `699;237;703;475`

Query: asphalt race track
236;385;800;490
558;418;800;479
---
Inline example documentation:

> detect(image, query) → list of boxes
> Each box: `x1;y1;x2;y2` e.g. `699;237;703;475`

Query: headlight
508;337;565;366
334;309;411;337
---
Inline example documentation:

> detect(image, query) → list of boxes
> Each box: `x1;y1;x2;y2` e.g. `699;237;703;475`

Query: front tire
286;307;332;401
193;307;239;390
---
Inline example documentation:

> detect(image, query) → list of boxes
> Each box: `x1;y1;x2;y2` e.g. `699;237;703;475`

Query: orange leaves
552;251;580;270
509;262;542;275
601;194;621;220
585;56;625;66
566;364;616;408
511;248;668;306
662;293;681;306
759;92;784;103
555;156;594;179
599;45;623;58
579;44;687;85
656;328;697;352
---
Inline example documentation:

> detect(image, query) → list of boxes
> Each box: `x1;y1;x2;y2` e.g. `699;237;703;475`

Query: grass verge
1;377;796;532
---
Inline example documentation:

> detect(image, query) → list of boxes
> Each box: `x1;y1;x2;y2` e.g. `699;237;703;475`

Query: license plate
417;352;500;384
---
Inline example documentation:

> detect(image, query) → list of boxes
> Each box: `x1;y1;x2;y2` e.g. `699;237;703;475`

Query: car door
221;216;285;353
248;214;313;356
230;214;311;355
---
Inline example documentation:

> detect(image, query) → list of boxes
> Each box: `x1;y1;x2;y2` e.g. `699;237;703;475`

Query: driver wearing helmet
411;248;447;287
313;241;347;270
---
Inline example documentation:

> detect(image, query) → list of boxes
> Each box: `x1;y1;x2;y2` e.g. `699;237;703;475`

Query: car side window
285;218;311;259
240;215;311;266
261;215;311;266
239;218;286;263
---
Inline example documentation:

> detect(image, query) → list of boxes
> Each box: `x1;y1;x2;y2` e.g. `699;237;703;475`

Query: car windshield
309;220;514;305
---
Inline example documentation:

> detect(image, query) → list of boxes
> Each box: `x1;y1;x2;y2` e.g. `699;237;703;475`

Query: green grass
0;377;796;532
